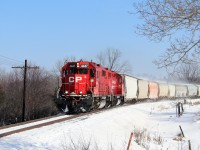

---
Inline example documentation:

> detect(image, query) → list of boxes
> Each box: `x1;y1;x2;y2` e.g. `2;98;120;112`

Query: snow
0;115;71;134
0;99;200;150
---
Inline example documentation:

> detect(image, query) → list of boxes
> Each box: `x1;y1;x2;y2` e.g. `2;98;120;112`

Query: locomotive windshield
63;68;88;75
79;69;88;74
69;68;78;74
62;63;90;76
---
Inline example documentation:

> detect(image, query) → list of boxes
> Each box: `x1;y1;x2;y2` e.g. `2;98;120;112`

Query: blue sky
0;0;168;77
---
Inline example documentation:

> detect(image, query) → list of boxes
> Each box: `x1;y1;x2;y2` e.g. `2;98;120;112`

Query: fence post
176;102;184;117
176;103;181;117
184;99;186;104
181;103;184;114
179;125;185;138
188;140;192;150
127;132;133;150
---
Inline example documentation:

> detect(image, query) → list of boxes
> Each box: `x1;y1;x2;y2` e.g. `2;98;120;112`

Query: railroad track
0;111;98;138
0;114;76;138
0;105;126;138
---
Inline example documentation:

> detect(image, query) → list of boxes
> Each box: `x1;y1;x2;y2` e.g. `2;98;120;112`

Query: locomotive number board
69;64;76;68
80;64;88;68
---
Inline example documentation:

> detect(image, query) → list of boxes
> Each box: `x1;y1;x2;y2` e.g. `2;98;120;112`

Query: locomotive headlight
90;79;94;82
80;91;83;94
65;91;68;94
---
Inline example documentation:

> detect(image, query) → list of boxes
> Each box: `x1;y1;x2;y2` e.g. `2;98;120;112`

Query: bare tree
134;0;200;72
172;63;200;83
96;48;132;74
0;65;59;126
25;68;58;120
0;70;24;125
54;56;77;75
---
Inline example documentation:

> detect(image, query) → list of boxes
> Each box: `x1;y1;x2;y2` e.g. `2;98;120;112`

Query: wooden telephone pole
12;59;39;122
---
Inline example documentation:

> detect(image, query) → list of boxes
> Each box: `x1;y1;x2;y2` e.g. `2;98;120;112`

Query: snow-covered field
0;99;200;150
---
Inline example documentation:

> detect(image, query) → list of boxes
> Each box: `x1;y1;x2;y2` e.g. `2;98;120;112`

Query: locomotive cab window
90;69;95;77
63;69;68;77
102;70;106;76
79;69;88;74
69;68;78;74
118;77;122;84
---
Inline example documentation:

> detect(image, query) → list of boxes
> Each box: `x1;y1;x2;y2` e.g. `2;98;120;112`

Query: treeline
0;68;59;126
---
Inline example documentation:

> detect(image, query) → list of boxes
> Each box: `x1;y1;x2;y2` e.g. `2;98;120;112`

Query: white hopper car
122;75;199;101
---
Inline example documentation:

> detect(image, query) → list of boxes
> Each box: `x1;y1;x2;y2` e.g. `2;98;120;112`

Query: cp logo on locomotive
69;77;82;83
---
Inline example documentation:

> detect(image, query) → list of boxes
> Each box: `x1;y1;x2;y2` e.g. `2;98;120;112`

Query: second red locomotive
57;60;124;113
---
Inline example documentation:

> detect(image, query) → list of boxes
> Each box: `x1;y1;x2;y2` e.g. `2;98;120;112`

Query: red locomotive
57;60;124;113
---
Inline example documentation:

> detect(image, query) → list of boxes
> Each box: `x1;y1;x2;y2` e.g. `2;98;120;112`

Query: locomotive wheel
105;96;112;108
111;96;118;106
120;96;125;105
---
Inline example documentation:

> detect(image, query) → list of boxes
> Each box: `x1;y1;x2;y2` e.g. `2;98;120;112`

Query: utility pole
12;59;39;122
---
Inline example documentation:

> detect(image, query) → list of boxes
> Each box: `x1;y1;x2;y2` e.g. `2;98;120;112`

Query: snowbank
0;99;200;150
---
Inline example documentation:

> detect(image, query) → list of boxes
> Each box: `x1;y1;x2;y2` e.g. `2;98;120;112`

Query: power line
0;54;24;67
0;60;21;66
0;54;23;63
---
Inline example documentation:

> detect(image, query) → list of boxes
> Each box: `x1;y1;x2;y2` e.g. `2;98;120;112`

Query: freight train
56;60;200;113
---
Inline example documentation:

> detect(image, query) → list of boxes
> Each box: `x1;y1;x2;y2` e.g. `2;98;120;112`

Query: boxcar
148;81;158;99
138;79;149;99
123;75;138;102
175;85;187;97
159;83;169;98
